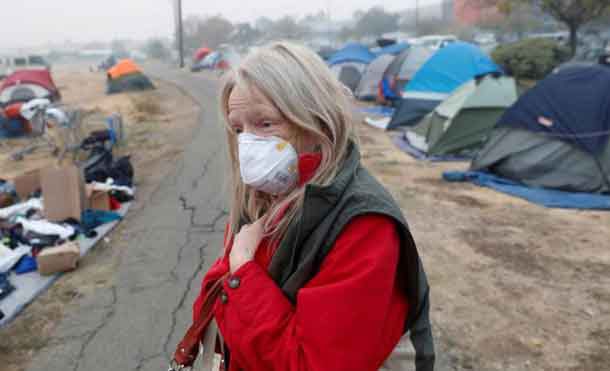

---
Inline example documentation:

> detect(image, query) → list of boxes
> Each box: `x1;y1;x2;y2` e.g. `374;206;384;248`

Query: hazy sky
0;0;438;49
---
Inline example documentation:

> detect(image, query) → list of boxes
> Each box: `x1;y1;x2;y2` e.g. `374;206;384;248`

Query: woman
173;42;434;371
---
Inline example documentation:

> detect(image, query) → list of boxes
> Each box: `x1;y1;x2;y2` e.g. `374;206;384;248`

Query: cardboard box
41;165;88;222
88;190;110;211
37;241;80;276
12;169;41;200
0;193;15;208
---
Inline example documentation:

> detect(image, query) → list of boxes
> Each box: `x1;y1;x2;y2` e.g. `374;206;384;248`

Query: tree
269;16;308;40
540;0;610;55
232;23;262;47
183;15;234;51
353;7;399;38
254;16;274;33
477;2;542;40
485;0;610;56
145;39;170;60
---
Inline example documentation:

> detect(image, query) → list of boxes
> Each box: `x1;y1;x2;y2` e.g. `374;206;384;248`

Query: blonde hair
220;41;357;244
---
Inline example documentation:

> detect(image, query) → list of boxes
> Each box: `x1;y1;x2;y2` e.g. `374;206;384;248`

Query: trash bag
83;146;114;184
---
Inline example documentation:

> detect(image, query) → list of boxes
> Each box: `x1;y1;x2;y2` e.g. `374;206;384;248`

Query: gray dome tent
355;54;395;100
380;46;434;100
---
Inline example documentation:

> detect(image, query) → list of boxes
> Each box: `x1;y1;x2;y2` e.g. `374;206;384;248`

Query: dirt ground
357;122;610;370
0;65;200;371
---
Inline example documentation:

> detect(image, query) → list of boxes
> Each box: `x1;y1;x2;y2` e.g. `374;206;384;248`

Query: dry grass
130;95;162;122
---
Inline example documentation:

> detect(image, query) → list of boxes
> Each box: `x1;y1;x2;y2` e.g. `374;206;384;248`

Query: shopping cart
10;99;84;162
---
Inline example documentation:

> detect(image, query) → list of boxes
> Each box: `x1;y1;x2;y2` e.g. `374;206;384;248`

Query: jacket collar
296;142;360;244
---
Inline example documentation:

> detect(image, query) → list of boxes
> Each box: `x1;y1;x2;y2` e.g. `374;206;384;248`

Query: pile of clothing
0;158;134;306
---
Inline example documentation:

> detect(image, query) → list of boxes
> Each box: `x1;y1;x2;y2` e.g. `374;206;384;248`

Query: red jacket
193;155;409;371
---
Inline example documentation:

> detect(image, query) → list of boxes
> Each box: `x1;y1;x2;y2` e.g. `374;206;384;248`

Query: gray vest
264;143;435;371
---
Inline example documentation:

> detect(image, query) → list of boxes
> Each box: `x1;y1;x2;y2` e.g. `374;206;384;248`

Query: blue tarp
359;105;395;118
497;65;610;155
375;42;409;57
393;133;471;162
328;43;376;66
443;171;610;210
405;42;501;94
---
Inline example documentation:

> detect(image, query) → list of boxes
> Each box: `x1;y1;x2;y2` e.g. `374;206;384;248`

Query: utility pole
327;0;332;47
177;0;184;68
415;0;419;35
172;0;185;68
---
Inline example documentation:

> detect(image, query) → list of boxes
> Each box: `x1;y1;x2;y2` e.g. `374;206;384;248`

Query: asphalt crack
134;352;164;371
73;286;118;371
163;240;208;359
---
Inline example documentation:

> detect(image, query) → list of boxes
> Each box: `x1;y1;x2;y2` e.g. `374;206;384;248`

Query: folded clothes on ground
14;255;37;275
15;217;75;240
0;199;43;220
81;210;122;232
0;245;31;274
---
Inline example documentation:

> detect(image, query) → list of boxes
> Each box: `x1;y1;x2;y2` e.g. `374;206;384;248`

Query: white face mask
238;133;299;195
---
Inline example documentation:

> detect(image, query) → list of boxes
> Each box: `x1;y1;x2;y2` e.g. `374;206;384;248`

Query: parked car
0;55;50;78
410;35;458;50
474;32;497;45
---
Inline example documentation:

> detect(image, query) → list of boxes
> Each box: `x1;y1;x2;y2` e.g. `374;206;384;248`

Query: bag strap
200;320;221;371
170;273;228;369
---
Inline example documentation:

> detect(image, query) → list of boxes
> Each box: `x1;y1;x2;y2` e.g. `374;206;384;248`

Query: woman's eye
233;126;243;134
261;121;273;128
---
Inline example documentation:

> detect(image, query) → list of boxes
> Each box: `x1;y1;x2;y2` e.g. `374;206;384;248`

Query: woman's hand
230;217;266;273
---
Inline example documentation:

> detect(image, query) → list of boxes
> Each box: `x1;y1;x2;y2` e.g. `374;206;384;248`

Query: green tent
106;72;155;95
404;75;518;157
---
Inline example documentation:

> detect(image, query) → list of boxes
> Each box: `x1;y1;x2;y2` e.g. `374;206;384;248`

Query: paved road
28;65;228;371
27;65;454;371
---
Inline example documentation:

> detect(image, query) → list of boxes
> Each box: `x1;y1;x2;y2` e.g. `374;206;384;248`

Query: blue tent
387;42;501;130
497;65;610;155
405;42;501;95
327;43;376;66
375;42;410;57
470;65;610;196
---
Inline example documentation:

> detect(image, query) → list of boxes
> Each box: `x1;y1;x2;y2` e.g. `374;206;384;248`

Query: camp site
1;1;609;371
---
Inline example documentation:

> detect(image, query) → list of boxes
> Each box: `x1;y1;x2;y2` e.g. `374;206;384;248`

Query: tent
215;50;241;70
107;59;141;80
0;70;60;105
106;59;154;94
355;54;395;100
192;51;221;72
318;47;338;61
327;43;376;66
328;43;376;93
471;65;610;193
379;46;434;101
194;47;211;62
328;43;375;92
374;42;409;57
386;42;501;130
402;76;517;157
